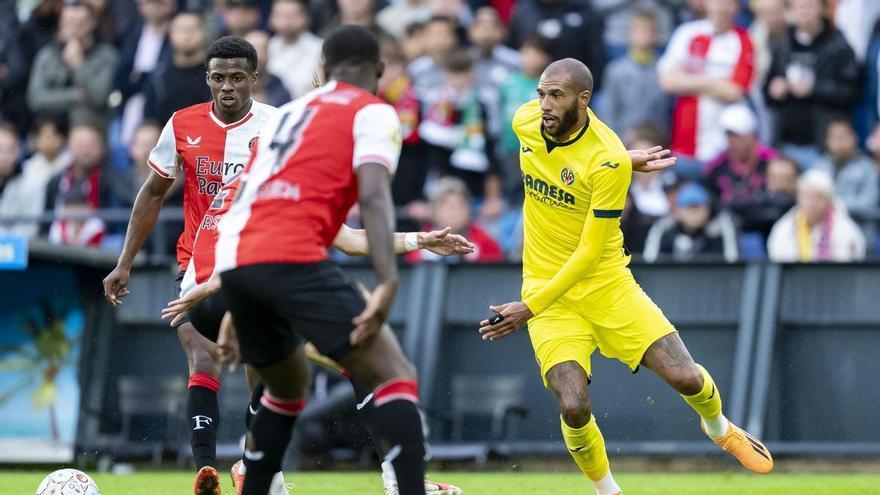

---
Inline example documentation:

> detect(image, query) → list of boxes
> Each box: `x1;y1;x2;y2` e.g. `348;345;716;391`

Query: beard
546;104;581;139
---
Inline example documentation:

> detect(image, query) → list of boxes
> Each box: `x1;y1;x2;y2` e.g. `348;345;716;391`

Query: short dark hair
322;25;380;70
33;116;69;138
205;35;258;72
521;33;554;56
444;49;474;73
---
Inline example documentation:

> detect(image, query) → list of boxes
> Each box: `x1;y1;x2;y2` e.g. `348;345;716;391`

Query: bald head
542;58;593;93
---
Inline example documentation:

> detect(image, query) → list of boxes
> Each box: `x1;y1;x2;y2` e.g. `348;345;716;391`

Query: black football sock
241;392;305;495
348;375;382;453
187;373;221;470
370;379;426;495
245;381;265;430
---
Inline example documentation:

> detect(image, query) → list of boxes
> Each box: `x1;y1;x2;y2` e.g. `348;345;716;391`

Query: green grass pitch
6;471;880;494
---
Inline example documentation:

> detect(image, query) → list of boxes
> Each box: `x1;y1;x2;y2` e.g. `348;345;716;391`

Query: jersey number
269;107;317;173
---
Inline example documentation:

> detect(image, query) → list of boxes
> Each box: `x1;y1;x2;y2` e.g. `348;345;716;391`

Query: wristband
404;232;420;252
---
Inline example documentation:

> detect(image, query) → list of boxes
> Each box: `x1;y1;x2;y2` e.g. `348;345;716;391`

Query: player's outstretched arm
332;224;476;256
351;163;398;345
102;171;174;306
161;271;222;326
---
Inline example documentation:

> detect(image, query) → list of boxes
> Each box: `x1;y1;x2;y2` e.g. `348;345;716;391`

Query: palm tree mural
0;299;76;442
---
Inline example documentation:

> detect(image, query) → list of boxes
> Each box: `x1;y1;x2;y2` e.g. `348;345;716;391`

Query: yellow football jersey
513;99;632;286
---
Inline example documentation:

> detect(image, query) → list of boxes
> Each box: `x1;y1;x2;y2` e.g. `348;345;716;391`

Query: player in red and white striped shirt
208;26;428;495
102;36;277;495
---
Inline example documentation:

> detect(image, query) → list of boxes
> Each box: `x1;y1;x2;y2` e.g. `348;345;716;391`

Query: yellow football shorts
523;268;677;387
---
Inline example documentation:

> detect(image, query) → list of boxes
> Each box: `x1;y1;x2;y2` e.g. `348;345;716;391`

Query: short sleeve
147;116;180;179
590;151;632;218
352;103;402;174
657;24;691;75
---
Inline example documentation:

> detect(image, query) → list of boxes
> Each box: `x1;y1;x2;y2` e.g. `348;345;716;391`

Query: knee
670;366;704;396
557;392;592;427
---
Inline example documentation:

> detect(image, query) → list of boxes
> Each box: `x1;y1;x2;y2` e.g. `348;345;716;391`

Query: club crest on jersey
186;136;201;148
561;167;575;186
248;136;258;152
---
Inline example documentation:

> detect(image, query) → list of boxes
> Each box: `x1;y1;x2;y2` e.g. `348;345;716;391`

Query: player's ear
579;90;592;109
251;70;259;83
376;60;385;80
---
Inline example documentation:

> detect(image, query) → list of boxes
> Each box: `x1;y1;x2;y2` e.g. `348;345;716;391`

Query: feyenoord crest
560;167;575;186
248;136;258;152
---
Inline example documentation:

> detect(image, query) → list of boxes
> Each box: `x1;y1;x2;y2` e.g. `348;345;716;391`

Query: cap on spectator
676;183;710;208
719;104;757;136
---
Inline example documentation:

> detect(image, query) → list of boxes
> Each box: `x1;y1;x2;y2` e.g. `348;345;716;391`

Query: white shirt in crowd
268;31;323;99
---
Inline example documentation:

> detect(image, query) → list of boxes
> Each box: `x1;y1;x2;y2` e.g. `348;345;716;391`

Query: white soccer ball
35;468;100;495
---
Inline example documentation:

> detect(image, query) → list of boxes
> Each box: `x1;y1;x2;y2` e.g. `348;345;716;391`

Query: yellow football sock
682;364;723;421
560;414;610;481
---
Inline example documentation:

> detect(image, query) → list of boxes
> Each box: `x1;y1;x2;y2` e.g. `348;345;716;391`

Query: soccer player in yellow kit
479;59;773;495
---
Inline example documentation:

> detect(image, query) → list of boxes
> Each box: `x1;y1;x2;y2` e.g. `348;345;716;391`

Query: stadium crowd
0;0;878;263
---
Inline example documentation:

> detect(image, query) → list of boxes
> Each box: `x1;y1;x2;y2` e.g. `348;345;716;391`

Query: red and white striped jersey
658;20;754;161
178;177;241;297
147;100;278;271
215;81;401;272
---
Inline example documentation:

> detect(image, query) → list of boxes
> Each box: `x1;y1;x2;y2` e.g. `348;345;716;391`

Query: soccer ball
35;469;100;495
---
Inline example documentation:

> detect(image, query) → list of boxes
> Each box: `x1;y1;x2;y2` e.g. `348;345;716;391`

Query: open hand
628;146;677;173
420;227;476;256
478;301;534;341
161;272;222;326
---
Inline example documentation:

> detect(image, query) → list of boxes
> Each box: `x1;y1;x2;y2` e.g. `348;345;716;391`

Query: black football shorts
220;261;366;367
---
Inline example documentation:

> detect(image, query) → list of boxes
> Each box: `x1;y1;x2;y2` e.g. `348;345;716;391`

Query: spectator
731;154;800;237
418;50;503;218
222;0;263;38
144;11;211;125
592;0;676;58
748;0;787;143
601;10;671;136
768;169;866;262
625;123;671;219
45;125;113;217
0;123;21;198
26;0;118;131
268;0;323;99
0;118;70;238
0;20;29;136
405;177;503;263
508;0;605;75
468;6;520;92
813;119;878;218
106;120;163;207
47;188;106;247
702;104;777;210
409;16;459;109
401;21;427;62
621;123;671;254
114;0;175;146
377;0;431;39
84;0;120;44
644;182;740;262
658;0;753;168
321;0;384;37
506;0;606;88
765;0;859;170
244;30;292;107
498;34;552;199
19;0;63;66
379;36;427;231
